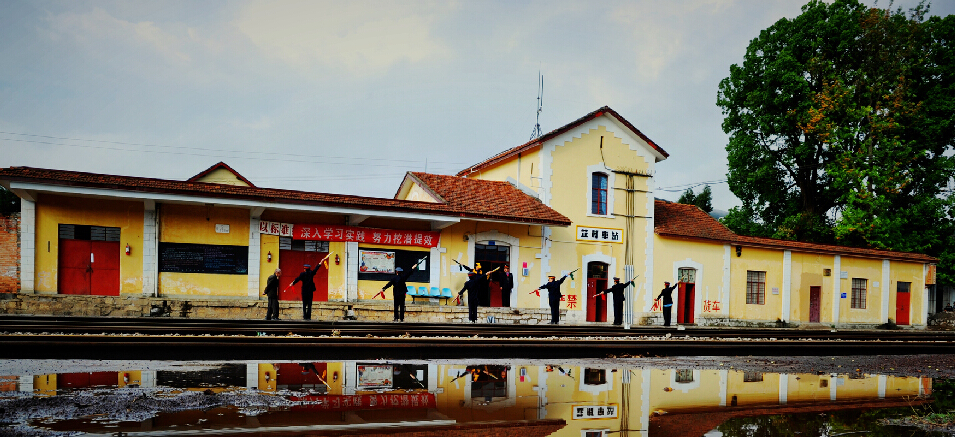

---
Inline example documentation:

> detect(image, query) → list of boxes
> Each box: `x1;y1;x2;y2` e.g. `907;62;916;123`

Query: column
20;199;35;294
142;200;158;297
247;216;261;299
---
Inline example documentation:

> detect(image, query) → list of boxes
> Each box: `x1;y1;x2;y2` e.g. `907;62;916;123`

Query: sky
2;0;953;213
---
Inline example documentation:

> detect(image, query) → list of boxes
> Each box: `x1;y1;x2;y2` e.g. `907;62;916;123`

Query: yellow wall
726;371;781;405
158;204;249;297
837;257;884;324
789;252;834;324
651;236;728;320
729;246;785;322
34;194;145;294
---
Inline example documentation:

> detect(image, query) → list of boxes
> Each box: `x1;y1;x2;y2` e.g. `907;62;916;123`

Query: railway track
0;315;953;360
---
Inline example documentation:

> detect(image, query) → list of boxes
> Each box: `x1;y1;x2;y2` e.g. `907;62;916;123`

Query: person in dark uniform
596;277;633;326
382;265;415;322
655;280;682;327
458;271;483;322
537;274;567;324
263;268;282;320
288;262;324;320
498;264;515;307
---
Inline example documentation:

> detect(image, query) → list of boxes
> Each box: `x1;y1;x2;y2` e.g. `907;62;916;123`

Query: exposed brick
0;213;19;293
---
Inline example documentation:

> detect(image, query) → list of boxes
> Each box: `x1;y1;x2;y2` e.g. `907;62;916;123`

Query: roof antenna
529;72;543;141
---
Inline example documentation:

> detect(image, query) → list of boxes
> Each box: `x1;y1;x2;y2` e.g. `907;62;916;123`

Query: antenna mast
529;72;543;140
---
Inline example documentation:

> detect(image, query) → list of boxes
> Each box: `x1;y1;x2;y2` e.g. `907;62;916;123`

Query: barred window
743;372;763;382
675;369;694;383
746;271;766;305
851;278;867;309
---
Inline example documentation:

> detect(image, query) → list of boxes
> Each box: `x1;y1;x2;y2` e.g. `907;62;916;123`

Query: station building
0;106;937;327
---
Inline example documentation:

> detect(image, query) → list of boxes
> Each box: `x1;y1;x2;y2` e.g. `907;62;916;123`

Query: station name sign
259;221;440;248
576;226;623;243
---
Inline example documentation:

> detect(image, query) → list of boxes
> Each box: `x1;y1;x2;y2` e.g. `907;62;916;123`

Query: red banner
295;225;440;248
289;393;435;411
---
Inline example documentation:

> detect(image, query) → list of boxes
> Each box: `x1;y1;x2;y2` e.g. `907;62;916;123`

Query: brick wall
0;213;19;293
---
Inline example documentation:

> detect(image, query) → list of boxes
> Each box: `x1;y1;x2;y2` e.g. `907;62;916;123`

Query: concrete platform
0;293;566;325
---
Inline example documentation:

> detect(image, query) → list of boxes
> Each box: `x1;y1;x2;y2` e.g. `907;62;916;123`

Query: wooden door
278;250;329;301
677;283;695;324
896;289;911;325
59;239;91;295
90;241;120;296
586;278;607;322
809;286;821;323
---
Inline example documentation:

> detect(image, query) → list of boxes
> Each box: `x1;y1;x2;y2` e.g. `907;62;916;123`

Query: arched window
591;172;608;215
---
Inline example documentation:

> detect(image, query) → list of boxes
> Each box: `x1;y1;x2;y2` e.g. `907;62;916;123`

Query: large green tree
717;0;955;282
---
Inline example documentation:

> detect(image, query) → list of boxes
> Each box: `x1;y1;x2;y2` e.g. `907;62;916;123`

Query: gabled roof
403;172;571;226
654;200;937;263
0;166;570;226
187;162;256;187
456;106;668;177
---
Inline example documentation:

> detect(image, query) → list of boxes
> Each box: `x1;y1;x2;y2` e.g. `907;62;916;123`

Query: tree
717;0;955;282
677;185;714;213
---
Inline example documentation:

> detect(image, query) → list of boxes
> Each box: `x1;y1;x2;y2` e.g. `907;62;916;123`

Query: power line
656;179;728;192
0;131;473;167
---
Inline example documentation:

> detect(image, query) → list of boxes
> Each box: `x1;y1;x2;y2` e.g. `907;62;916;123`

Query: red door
278;250;329;301
896;289;911;325
586;278;607;322
58;240;120;296
809;287;821;323
677;283;695;324
489;280;503;307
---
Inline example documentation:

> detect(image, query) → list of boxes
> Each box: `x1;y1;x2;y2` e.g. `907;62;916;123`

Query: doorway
677;268;696;324
809;286;821;323
278;238;329;301
57;224;120;296
896;282;911;325
475;243;510;307
586;262;608;322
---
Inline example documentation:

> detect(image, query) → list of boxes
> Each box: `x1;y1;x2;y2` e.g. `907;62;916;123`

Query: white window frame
586;164;615;218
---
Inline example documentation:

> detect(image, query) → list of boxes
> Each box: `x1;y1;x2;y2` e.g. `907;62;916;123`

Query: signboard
357;364;394;389
573;404;618;419
158;243;248;275
359;250;396;274
289;393;435;411
576;226;623;243
259;221;440;248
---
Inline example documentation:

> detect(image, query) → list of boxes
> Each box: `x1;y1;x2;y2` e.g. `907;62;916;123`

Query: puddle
0;358;945;436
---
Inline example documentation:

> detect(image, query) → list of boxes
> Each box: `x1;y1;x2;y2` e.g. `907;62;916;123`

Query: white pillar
881;259;891;323
778;373;789;404
347;242;359;301
247;216;261;299
142;200;158;297
782;251;791;322
833;256;842;325
19;199;35;294
878;375;887;399
722;244;731;317
719;369;728;406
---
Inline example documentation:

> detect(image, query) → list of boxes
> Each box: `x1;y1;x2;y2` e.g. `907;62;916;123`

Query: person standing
655;280;682;327
458;271;483;322
382;266;415;322
287;261;324;320
263;268;282;320
597;277;633;326
537;275;568;324
498;264;515;307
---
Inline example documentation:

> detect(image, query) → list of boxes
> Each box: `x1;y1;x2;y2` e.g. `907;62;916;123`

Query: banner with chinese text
289;393;435;411
259;221;440;248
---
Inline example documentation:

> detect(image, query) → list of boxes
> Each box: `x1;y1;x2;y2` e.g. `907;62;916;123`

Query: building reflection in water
0;361;932;436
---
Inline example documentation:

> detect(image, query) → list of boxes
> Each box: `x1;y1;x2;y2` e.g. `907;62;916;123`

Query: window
279;237;329;252
897;282;910;294
851;278;867;309
591;173;608;215
743;372;763;382
746;271;766;305
584;369;607;385
678;268;696;284
675;369;694;383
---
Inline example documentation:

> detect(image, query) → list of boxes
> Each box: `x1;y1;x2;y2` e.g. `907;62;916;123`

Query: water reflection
0;360;936;436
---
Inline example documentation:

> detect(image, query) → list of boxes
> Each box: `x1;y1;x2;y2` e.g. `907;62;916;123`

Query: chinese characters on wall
259;221;440;248
576;226;623;243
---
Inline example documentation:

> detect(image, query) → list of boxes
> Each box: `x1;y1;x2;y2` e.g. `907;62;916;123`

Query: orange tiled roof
654;200;937;263
408;172;571;226
0;166;570;226
456;106;668;176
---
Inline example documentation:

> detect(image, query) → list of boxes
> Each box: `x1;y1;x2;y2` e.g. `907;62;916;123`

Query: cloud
234;0;452;76
47;8;191;66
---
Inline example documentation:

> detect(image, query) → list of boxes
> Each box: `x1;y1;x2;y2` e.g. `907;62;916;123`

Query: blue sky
2;0;951;212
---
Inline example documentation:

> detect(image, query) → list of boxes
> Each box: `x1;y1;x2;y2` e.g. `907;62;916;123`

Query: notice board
158;242;249;275
357;247;429;282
